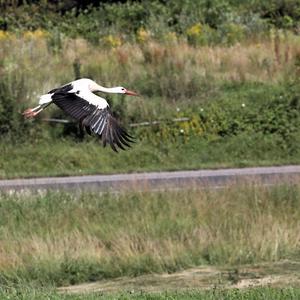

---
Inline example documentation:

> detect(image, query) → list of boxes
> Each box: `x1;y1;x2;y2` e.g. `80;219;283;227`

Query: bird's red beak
125;90;139;96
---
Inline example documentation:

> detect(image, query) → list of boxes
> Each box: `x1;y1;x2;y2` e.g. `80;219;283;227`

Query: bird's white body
39;78;109;109
23;78;138;152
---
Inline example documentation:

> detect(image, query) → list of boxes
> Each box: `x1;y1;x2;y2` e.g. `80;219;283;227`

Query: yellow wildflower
33;29;48;38
23;29;48;40
0;30;12;40
103;35;122;48
186;23;202;37
137;28;150;43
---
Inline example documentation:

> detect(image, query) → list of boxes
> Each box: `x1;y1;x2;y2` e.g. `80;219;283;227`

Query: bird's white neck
95;85;119;94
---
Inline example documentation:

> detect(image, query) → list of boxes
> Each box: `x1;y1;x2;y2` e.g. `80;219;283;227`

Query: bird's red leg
22;105;42;119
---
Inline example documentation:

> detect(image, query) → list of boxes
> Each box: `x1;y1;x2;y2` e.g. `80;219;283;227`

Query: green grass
0;34;299;178
1;286;300;300
0;131;299;179
0;183;299;286
1;79;299;179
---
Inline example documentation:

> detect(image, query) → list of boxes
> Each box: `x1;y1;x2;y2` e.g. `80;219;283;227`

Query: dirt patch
58;260;300;295
232;275;298;289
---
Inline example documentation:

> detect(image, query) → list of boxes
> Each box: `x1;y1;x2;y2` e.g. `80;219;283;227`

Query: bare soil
58;260;300;295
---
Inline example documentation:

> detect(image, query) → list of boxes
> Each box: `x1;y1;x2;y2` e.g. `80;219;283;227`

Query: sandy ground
58;260;300;295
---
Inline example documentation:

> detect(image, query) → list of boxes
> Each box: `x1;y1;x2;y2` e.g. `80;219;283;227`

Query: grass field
1;17;300;300
0;182;299;287
1;3;300;299
1;77;300;179
0;34;300;178
1;286;300;300
1;131;299;179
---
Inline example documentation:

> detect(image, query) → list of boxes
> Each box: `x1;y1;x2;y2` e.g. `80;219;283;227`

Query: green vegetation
0;2;299;299
1;0;300;43
1;130;299;179
0;1;300;178
0;32;299;177
0;183;299;286
1;286;300;300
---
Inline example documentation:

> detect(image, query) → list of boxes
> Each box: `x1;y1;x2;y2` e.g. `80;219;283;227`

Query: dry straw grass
0;181;299;285
1;32;300;106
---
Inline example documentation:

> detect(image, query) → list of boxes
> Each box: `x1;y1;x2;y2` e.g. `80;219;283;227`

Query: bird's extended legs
22;105;44;119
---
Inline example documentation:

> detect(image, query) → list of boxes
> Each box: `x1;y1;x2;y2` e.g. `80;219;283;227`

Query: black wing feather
51;90;133;151
111;125;126;150
48;83;73;94
85;126;92;135
88;109;133;152
52;92;94;120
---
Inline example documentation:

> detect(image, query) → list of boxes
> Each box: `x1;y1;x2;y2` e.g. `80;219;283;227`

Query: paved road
0;165;299;192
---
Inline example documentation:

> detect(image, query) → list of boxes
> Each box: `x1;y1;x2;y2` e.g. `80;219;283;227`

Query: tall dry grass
0;181;299;285
1;32;300;107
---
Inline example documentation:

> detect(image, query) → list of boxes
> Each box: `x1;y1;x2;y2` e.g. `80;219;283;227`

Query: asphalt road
0;165;300;192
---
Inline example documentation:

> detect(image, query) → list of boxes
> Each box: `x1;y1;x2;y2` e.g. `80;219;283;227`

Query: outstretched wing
52;92;94;120
51;92;133;152
82;108;134;152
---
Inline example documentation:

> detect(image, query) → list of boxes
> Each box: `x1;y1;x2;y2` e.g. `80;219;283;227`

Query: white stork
23;78;138;152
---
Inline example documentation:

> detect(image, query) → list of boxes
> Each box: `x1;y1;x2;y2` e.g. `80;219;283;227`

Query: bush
138;81;300;147
250;0;300;29
0;1;298;44
0;75;28;137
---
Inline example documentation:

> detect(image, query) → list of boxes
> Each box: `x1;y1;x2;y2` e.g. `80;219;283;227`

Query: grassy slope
1;81;299;179
0;183;299;286
1;132;297;179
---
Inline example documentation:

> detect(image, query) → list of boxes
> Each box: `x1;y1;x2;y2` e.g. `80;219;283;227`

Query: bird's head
89;81;139;96
114;86;139;96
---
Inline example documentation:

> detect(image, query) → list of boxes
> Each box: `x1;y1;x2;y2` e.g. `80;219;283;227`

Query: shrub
220;23;245;45
138;81;300;146
250;0;300;29
0;1;298;45
0;75;28;137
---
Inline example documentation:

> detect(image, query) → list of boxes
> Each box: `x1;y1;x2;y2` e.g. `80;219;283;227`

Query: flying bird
23;78;138;152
